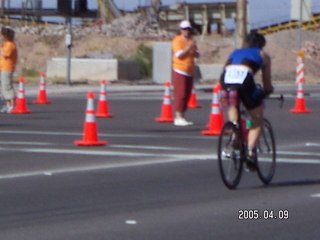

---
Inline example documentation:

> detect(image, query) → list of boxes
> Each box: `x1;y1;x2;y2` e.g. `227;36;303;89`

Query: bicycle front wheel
217;122;243;189
256;119;276;185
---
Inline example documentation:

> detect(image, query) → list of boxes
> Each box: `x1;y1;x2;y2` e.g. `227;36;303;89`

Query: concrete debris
10;13;174;40
303;41;320;60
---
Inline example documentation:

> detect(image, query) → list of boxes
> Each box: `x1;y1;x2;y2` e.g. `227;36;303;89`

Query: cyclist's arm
261;51;274;95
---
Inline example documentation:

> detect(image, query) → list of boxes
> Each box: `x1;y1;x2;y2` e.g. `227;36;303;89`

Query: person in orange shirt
172;20;199;126
0;27;17;113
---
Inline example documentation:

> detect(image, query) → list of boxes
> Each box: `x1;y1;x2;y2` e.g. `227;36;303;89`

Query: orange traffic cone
74;91;108;146
33;73;52;104
155;81;174;122
290;81;311;113
11;76;32;114
187;85;201;108
290;50;311;113
201;84;224;135
96;80;113;118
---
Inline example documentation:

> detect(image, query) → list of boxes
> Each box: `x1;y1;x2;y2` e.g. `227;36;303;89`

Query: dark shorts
220;71;263;110
172;71;193;113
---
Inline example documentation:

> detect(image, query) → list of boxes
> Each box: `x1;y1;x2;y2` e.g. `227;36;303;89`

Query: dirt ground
15;28;320;84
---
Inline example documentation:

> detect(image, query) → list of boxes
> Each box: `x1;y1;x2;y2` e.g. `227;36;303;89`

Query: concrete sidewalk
23;82;214;97
22;81;320;97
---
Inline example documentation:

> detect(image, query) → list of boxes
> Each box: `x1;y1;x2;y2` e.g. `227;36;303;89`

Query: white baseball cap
180;20;192;29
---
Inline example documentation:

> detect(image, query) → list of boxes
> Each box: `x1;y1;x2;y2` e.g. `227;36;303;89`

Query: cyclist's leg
247;104;264;155
239;74;264;155
227;105;238;123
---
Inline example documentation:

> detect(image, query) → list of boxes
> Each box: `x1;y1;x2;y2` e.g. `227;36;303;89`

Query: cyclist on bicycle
220;31;274;169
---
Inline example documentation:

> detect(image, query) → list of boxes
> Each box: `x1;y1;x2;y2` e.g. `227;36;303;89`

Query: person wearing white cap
171;20;199;126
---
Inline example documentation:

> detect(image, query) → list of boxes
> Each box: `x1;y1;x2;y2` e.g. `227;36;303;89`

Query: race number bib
224;65;249;84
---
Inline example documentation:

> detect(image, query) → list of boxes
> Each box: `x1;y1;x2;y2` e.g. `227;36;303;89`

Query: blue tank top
227;48;263;73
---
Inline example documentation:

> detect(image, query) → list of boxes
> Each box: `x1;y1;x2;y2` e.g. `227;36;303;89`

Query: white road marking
278;151;320;158
0;130;78;136
0;131;319;180
0;148;319;180
125;220;137;225
276;158;320;164
0;146;213;160
0;130;211;140
0;157;203;180
0;141;51;146
310;193;320;198
109;144;193;151
306;143;320;147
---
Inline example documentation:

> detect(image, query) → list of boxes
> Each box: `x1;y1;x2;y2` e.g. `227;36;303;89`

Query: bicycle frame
217;91;282;189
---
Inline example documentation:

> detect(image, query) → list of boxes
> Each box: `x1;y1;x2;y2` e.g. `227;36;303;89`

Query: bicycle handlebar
265;94;284;108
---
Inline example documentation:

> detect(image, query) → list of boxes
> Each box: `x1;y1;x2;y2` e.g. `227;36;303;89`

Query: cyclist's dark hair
245;31;266;49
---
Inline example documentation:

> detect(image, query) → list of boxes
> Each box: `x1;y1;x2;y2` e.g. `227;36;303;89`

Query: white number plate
224;65;249;84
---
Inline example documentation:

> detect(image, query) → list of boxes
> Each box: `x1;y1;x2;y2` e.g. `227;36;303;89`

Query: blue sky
6;0;320;27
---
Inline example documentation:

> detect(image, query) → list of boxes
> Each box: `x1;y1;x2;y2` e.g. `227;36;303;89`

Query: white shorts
1;71;15;100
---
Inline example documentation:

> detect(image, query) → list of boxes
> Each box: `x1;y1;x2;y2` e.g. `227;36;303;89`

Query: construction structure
254;13;320;35
97;0;122;24
0;0;122;23
140;1;237;35
0;1;318;36
0;0;237;36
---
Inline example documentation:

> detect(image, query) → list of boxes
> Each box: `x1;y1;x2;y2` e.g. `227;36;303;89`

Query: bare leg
175;111;184;119
228;106;238;123
248;105;264;155
7;98;15;108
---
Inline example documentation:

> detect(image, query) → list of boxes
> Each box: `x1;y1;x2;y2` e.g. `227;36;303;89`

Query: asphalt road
0;86;320;239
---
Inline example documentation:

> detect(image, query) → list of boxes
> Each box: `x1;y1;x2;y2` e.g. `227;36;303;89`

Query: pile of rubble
11;13;174;40
100;13;174;39
303;41;320;61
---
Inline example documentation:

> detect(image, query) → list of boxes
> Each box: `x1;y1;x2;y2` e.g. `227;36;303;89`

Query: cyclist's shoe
245;155;257;172
245;149;257;172
222;149;231;158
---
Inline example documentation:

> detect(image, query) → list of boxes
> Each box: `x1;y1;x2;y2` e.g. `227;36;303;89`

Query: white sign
291;0;311;21
65;34;72;47
224;65;249;84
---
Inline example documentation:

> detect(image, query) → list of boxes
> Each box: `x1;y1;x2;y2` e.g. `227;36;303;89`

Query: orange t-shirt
1;40;17;72
172;34;197;75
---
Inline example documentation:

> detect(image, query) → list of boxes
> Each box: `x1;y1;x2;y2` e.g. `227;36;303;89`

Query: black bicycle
217;91;283;189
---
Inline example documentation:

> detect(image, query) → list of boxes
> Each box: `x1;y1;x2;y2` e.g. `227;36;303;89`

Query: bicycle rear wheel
217;122;243;189
256;119;276;185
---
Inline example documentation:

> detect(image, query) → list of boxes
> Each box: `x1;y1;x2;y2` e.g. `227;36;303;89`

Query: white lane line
0;130;211;140
109;144;193;151
1;145;320;163
125;220;138;225
0;130;78;136
0;157;203;180
0;141;52;146
278;151;320;158
0;152;320;180
277;158;320;164
306;143;320;147
0;147;159;157
0;141;200;152
0;146;213;159
311;193;320;198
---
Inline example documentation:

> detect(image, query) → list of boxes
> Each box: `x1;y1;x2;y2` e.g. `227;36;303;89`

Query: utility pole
1;0;5;16
65;16;72;86
236;0;247;48
298;0;303;49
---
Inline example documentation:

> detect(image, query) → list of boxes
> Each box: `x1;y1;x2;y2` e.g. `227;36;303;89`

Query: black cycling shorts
220;71;263;110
